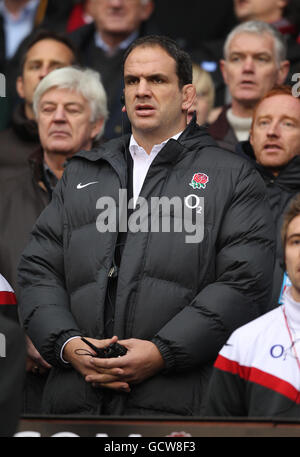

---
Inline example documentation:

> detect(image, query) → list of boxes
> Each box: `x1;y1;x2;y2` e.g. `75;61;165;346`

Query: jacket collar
12;103;39;142
28;147;58;194
28;147;44;181
177;115;218;150
239;140;300;191
258;155;300;191
72;116;217;185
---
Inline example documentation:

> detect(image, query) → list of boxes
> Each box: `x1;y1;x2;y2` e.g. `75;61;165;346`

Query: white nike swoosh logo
76;181;99;189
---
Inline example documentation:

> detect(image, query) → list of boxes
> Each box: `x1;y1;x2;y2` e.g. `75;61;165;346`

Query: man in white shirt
69;0;155;140
18;35;275;416
0;0;39;58
206;193;300;417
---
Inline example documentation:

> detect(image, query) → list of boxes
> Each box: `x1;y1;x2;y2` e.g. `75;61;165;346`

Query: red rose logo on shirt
189;173;209;189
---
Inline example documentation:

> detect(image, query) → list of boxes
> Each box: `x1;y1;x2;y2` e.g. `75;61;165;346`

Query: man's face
234;0;287;23
250;94;300;173
88;0;153;38
17;39;75;116
123;45;194;145
37;87;103;156
285;214;300;302
220;32;288;109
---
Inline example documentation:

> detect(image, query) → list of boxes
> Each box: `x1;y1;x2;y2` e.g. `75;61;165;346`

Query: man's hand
85;338;165;390
26;335;51;374
62;336;131;392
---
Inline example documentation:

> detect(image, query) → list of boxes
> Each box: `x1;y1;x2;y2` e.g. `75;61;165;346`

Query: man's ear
182;84;196;112
140;0;154;22
278;0;288;9
16;76;25;99
121;89;126;112
277;60;290;85
249;128;254;147
91;118;104;140
219;59;228;85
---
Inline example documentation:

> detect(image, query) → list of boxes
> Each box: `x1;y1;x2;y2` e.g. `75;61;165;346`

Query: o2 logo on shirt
270;341;300;360
270;345;285;358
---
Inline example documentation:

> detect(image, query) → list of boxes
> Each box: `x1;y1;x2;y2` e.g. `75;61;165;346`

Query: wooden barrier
16;416;300;437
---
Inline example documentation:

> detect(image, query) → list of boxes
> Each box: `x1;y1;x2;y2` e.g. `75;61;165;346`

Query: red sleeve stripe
215;354;300;403
0;291;17;305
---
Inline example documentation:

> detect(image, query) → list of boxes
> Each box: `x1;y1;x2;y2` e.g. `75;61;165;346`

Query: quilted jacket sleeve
153;164;276;372
18;172;81;367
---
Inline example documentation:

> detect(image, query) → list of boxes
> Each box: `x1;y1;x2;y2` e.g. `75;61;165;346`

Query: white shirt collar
0;0;39;21
128;131;182;208
129;131;182;160
284;286;300;330
94;30;139;55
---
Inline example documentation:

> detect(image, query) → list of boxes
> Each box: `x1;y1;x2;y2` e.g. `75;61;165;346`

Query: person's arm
18;172;82;368
205;364;247;417
17;169;164;387
152;164;275;373
86;164;275;389
0;315;26;436
205;360;248;416
25;335;51;374
204;332;248;417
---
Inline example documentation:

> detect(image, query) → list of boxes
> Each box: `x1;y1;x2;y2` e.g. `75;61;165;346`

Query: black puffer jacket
238;141;300;307
18;121;275;416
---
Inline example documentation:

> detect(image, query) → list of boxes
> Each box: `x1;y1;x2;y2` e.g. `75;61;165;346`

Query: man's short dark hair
123;35;193;88
19;29;78;76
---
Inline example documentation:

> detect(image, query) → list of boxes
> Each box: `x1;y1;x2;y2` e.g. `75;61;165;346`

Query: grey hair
224;20;287;67
33;66;109;139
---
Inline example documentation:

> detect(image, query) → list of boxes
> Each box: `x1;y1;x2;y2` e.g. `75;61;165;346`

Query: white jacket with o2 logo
206;287;300;417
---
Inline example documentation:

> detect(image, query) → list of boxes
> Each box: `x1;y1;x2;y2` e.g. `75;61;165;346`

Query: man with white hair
69;0;155;140
0;29;78;182
0;65;108;297
208;21;290;152
0;65;108;414
232;0;300;102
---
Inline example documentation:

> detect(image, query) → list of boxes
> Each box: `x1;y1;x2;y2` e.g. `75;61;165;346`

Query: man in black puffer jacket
18;35;275;416
237;85;300;309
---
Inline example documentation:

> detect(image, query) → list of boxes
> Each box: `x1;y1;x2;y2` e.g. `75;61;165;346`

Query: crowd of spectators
2;0;300;435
